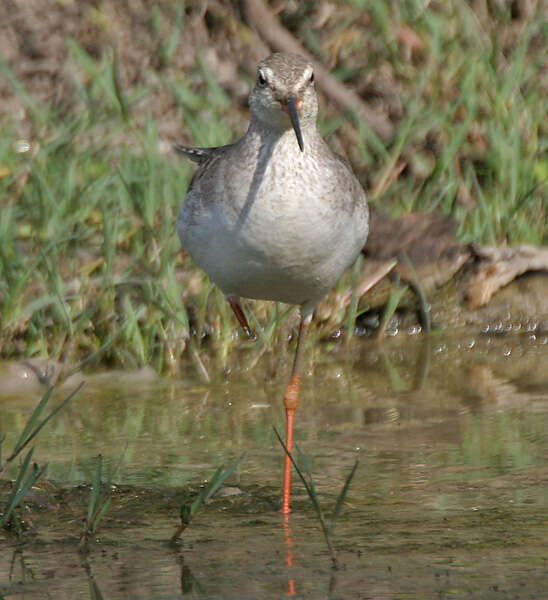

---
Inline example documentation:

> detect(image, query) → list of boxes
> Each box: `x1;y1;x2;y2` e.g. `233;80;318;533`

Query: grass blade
189;465;224;517
0;56;47;125
171;453;246;542
91;498;111;533
273;427;322;517
9;390;53;459
274;427;344;569
2;448;34;522
4;464;45;523
329;459;359;535
294;443;319;499
88;454;104;522
1;449;46;528
200;452;246;507
111;46;130;121
79;454;112;550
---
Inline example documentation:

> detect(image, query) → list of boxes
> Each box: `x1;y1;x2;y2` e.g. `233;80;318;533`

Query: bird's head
249;53;318;152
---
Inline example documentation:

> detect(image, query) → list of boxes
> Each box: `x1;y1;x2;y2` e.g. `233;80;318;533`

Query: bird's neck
246;119;318;153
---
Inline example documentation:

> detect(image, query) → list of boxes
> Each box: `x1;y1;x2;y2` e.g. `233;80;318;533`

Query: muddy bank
312;211;548;339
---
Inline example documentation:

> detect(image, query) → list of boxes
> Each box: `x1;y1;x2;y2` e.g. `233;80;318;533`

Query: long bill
283;96;304;152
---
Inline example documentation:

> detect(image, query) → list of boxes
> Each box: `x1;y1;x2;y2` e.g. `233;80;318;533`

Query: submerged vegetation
0;1;546;373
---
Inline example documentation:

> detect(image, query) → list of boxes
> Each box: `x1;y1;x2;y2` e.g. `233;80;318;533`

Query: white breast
178;131;368;307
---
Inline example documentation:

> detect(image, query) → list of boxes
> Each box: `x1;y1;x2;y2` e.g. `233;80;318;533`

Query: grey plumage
176;52;369;320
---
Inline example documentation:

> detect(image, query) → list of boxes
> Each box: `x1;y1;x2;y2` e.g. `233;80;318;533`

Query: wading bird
176;53;369;514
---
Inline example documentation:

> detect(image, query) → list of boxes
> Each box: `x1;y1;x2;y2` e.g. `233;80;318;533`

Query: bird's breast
178;135;368;305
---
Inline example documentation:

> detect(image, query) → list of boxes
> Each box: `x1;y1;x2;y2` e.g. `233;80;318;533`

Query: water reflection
0;333;547;597
282;514;297;596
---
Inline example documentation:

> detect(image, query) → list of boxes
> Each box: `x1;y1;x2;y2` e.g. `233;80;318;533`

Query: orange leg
228;298;252;337
281;314;311;515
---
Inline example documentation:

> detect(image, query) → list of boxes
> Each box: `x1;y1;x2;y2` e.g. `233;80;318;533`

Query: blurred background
1;0;546;373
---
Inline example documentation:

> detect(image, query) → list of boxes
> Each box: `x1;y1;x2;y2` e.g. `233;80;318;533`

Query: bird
176;52;369;514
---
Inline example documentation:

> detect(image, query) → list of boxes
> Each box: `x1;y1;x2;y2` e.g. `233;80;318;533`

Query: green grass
170;453;245;543
78;454;112;552
0;1;546;373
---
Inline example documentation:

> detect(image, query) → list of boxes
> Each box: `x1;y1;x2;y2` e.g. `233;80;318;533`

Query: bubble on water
525;321;538;332
493;321;503;333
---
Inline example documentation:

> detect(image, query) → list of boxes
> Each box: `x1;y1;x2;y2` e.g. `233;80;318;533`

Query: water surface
1;332;547;598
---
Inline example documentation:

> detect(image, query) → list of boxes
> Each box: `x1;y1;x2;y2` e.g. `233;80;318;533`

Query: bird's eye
258;72;267;86
309;72;314;83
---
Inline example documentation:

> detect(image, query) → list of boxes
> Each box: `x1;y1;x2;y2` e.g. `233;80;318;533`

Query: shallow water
1;332;548;598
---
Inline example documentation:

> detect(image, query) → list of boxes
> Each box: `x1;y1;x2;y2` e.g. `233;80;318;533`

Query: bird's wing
174;143;236;165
